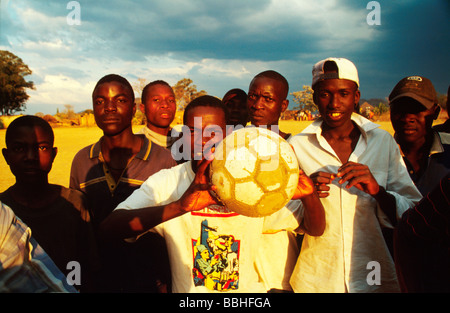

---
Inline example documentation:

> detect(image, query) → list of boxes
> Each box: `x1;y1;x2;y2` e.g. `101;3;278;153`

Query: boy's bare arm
99;158;218;240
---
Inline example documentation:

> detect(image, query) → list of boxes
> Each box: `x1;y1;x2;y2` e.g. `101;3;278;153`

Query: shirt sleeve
261;199;303;234
397;173;450;243
377;136;423;228
115;164;191;237
116;167;180;211
69;147;88;191
69;155;80;190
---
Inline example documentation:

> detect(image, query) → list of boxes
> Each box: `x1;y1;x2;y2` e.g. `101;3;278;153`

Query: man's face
184;106;226;161
140;84;176;132
2;125;57;184
313;78;360;130
92;81;135;136
247;77;288;127
390;97;436;144
223;93;249;127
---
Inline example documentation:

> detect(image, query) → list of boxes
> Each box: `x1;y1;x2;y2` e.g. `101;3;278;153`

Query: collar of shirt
396;130;448;158
302;113;380;136
301;113;380;161
430;131;450;155
88;135;152;194
139;126;176;148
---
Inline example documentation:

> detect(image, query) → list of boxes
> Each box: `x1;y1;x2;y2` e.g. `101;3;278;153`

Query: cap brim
389;92;434;109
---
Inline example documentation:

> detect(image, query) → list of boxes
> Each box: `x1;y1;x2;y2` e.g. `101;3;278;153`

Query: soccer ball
209;127;299;217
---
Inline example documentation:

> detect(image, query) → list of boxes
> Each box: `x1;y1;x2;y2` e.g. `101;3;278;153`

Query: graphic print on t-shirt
192;219;240;291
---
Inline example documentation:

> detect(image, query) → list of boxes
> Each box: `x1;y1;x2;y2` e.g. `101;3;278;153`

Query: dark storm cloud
0;0;448;114
350;0;450;99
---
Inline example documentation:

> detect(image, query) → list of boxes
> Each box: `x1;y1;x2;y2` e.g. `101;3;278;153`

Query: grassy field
0;118;442;192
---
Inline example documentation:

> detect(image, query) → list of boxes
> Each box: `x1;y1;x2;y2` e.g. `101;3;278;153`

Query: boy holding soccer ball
100;95;325;293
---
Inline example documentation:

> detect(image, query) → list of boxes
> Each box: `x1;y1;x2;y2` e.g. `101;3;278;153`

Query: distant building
360;102;374;119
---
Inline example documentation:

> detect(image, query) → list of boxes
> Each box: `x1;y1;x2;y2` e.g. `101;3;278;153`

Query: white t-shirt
116;161;301;293
254;230;300;291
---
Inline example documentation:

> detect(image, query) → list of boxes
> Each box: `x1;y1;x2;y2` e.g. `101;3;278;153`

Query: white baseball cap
312;57;359;88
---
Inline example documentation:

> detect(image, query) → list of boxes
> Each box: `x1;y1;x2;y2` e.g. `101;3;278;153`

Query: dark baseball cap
389;76;438;109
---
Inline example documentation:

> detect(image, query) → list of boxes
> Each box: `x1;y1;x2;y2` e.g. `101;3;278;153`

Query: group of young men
1;56;449;293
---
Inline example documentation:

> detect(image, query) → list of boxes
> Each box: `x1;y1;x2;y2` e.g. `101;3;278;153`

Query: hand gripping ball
209;127;299;217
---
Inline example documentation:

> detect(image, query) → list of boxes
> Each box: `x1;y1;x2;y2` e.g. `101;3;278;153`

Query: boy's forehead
7;125;52;144
250;76;281;89
314;78;357;90
145;85;175;101
186;106;226;125
94;81;132;96
249;76;287;98
149;83;173;93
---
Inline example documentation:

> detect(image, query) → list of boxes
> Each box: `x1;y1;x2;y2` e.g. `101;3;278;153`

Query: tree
132;77;148;95
0;50;35;115
64;104;77;119
132;77;147;108
291;85;316;113
172;78;207;110
373;102;390;115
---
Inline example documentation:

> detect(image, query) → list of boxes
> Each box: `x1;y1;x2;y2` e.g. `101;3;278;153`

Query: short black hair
92;74;135;102
222;88;247;102
141;80;174;104
323;60;339;73
250;70;289;98
183;95;228;125
5;115;54;146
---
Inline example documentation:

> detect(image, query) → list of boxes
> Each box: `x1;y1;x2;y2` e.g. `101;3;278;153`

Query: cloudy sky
1;0;449;114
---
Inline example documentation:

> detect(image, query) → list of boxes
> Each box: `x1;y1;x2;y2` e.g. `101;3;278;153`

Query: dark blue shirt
401;131;450;196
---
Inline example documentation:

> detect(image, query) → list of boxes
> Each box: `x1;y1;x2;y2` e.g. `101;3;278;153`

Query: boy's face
2;125;57;184
92;81;136;136
223;93;249;127
140;84;176;131
313;78;360;130
247;77;288;127
184;106;226;161
390;98;437;144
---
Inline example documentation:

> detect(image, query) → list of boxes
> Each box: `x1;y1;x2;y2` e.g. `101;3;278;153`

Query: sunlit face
184;106;226;161
223;92;249;127
390;97;437;144
140;84;176;133
313;78;360;131
92;81;136;136
247;77;288;127
2;125;57;184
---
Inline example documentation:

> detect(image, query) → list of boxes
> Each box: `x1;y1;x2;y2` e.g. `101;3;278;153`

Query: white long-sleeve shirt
288;113;422;293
